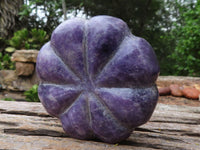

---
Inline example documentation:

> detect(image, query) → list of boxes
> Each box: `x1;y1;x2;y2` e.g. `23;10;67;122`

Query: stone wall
0;50;39;91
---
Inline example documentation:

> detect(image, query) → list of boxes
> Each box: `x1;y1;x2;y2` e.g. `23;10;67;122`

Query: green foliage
9;29;29;49
19;0;63;34
79;0;163;37
8;28;48;50
5;47;16;53
0;37;15;70
2;98;15;101
170;1;200;76
24;85;40;102
0;37;8;53
154;32;176;75
0;52;15;70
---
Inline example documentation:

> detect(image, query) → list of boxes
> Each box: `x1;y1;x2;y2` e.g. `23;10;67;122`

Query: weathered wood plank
0;100;200;150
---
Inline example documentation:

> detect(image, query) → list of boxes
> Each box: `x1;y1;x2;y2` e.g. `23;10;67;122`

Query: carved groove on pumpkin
92;92;130;131
59;91;83;116
86;93;93;133
36;42;81;85
82;21;96;90
92;32;128;81
38;84;83;117
50;43;82;81
60;91;84;116
83;21;89;81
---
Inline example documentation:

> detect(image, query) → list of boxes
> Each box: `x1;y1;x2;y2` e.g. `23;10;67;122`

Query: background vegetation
0;0;199;76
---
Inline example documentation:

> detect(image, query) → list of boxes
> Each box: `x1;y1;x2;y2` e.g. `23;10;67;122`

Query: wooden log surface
0;100;200;150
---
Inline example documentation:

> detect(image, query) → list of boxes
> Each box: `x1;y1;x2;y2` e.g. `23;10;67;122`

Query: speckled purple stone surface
36;15;160;143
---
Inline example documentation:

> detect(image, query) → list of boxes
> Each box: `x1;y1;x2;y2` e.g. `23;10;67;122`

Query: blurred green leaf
3;98;15;101
5;47;16;53
24;85;40;102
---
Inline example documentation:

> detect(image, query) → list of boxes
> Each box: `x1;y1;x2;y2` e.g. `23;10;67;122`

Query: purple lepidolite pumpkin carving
36;15;160;143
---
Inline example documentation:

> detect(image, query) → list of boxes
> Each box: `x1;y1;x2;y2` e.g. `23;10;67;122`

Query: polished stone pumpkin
36;15;160;143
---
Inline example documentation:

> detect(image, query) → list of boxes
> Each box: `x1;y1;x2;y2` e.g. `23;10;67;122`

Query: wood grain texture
0;100;200;150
